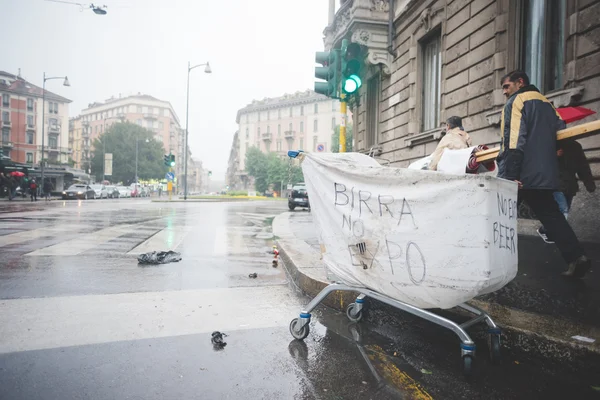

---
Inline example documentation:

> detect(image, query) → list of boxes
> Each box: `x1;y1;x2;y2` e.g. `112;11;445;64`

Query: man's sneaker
537;227;554;244
561;256;592;279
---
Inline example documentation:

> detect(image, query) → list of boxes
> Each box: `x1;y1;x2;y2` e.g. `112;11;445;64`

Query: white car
117;186;131;198
90;184;109;199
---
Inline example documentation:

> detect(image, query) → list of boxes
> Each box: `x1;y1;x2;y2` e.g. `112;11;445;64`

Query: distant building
0;70;72;166
232;90;344;189
76;93;187;181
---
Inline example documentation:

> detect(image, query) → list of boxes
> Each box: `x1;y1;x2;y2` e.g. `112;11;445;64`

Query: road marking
0;225;81;248
127;226;192;255
25;224;137;256
0;286;301;354
213;226;229;255
366;345;433;399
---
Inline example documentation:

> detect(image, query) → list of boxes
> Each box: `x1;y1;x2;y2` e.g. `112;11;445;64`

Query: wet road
0;199;598;400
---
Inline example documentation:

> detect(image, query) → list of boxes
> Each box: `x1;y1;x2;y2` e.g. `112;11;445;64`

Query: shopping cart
286;150;517;376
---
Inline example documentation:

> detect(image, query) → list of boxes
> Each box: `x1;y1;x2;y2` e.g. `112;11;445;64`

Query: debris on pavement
420;369;433;375
211;331;227;349
571;335;596;343
249;273;258;278
137;251;182;265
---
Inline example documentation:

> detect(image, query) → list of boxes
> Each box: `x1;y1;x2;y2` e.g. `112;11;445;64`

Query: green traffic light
170;161;175;167
343;74;362;94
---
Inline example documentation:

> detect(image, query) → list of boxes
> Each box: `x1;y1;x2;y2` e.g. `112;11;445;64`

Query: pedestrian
537;140;596;243
43;179;53;201
0;172;7;197
158;186;162;197
496;70;591;278
7;175;17;200
29;179;38;202
428;116;472;171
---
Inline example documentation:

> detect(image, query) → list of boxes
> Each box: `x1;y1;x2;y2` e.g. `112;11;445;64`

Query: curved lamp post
183;61;211;200
41;73;70;185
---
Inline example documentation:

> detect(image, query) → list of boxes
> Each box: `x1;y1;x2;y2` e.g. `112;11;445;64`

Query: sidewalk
274;211;600;356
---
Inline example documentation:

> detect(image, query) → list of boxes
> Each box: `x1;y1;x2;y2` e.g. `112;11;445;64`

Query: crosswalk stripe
0;225;81;248
127;226;192;255
0;286;301;354
25;224;138;256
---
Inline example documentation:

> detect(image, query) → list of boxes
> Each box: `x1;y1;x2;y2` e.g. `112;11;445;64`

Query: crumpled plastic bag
137;250;182;265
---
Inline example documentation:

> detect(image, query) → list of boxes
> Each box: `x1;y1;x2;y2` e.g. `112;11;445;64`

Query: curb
273;212;600;360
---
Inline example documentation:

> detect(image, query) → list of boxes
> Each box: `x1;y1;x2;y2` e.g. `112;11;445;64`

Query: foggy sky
2;0;329;179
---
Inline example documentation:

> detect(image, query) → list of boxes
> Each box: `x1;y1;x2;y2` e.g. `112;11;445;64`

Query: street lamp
184;61;211;200
41;72;70;185
135;136;150;183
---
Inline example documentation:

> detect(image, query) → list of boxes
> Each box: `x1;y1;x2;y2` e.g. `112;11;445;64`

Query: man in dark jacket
497;70;591;278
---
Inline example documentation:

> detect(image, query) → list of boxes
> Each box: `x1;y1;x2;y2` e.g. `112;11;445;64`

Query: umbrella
10;171;25;177
557;106;596;124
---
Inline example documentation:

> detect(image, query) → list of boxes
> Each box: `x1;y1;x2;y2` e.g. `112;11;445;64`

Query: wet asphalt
0;199;598;400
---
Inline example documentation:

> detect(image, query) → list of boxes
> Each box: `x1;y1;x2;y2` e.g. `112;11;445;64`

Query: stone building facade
324;0;600;241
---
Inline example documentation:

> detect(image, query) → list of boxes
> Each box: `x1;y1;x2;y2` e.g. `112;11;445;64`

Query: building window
314;103;318;114
300;121;304;133
332;117;336;130
2;94;9;107
278;124;281;136
258;112;261;121
300;138;304;149
246;114;249;123
313;136;318;151
332;101;336;111
137;106;143;113
27;98;34;111
313;119;318;132
277;141;282;151
49;136;57;149
518;0;566;92
421;32;442;132
159;121;164;129
27;115;34;127
26;153;33;163
245;127;249;139
26;132;34;144
300;106;304;116
136;119;142;126
2;127;9;142
366;74;381;147
289;122;292;131
289;108;293;117
278;109;281;119
108;109;112;117
148;107;153;115
257;127;261;136
267;126;271;134
267;111;271;120
2;111;9;122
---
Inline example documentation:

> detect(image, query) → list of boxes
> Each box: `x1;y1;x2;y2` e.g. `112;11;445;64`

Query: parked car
288;184;310;211
117;186;131;198
130;183;143;197
106;185;119;198
62;184;96;200
90;184;109;199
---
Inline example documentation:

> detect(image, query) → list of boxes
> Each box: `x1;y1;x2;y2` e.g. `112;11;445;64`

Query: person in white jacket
429;116;472;171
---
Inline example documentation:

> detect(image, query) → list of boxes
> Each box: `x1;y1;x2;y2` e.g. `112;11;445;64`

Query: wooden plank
474;119;600;163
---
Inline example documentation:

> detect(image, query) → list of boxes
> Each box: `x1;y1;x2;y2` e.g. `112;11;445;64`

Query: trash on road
249;273;258;278
211;331;227;349
137;251;182;265
571;335;596;343
420;369;433;375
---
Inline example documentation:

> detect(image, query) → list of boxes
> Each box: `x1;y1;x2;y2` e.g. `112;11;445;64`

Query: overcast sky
2;0;330;179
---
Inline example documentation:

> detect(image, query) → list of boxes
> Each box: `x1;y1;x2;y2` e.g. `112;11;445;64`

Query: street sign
316;144;325;152
287;184;292;190
166;172;175;181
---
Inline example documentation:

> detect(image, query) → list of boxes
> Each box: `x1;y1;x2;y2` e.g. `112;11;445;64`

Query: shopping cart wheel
462;355;474;377
346;303;363;322
488;330;501;365
289;318;310;340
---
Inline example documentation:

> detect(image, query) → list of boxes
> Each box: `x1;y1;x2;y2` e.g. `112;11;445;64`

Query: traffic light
208;170;212;177
341;41;363;95
163;154;170;166
169;154;176;167
314;50;339;98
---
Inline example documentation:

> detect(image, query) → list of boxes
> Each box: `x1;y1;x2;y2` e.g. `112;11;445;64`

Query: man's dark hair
501;70;530;86
446;116;463;130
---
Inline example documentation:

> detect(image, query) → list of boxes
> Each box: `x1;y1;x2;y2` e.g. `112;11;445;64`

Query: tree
91;122;167;183
244;147;304;193
331;124;354;153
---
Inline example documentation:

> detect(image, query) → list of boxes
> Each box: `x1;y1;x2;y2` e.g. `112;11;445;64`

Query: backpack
30;182;37;190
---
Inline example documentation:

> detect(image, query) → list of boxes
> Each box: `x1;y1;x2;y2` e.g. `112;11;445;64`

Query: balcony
2;120;11;127
284;130;295;139
262;132;272;141
144;113;157;120
26;124;35;132
1;141;13;148
48;123;61;133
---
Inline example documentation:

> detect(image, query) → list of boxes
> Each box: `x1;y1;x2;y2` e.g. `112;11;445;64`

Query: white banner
104;153;113;176
300;152;518;309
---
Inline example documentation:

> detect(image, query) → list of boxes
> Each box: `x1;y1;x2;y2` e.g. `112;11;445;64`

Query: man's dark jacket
497;85;565;189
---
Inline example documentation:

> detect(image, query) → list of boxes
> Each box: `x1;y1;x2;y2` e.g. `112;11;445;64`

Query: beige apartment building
75;93;187;180
232;90;343;189
323;0;600;241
